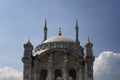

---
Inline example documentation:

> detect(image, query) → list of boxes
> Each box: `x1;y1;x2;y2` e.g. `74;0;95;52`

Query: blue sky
0;0;120;80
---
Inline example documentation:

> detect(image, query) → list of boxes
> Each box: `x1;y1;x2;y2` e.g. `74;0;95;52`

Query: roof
43;36;74;43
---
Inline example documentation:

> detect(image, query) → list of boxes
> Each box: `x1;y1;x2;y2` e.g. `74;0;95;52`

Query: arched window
54;69;62;80
69;69;76;80
40;69;47;80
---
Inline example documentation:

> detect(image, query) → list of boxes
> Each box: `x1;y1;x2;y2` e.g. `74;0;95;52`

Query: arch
40;69;47;80
54;69;62;80
69;69;76;80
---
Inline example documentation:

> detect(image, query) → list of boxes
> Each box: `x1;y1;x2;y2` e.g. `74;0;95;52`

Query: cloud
0;67;23;80
94;51;120;80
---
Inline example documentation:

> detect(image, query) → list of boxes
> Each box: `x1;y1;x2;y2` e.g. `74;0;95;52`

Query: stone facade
22;20;95;80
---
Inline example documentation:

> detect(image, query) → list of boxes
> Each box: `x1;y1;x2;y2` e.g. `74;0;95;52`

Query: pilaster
33;60;39;80
62;54;68;80
48;53;53;80
77;59;83;80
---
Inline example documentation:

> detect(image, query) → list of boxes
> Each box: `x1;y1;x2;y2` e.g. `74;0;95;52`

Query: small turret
84;37;93;56
23;38;33;58
84;37;94;80
43;19;48;41
22;38;33;80
75;19;80;45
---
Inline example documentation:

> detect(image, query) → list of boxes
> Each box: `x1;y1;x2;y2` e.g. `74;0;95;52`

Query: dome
43;36;74;43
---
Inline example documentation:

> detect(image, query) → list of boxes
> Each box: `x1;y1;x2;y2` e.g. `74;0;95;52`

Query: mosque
22;20;95;80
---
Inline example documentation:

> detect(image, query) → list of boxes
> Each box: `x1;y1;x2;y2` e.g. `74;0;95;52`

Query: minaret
75;19;80;45
23;38;33;58
84;37;93;56
43;19;47;41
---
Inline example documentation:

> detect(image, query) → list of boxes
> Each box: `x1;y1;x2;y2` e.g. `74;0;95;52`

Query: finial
28;37;30;42
58;27;62;36
44;19;47;28
76;19;78;27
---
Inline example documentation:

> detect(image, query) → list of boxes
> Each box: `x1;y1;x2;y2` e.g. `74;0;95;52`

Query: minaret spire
75;19;80;45
87;36;91;43
43;19;47;41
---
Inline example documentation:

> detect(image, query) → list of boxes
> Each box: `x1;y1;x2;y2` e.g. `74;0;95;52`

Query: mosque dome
43;35;74;43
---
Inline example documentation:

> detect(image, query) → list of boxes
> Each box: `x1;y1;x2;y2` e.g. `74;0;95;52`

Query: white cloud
94;51;120;80
0;67;23;80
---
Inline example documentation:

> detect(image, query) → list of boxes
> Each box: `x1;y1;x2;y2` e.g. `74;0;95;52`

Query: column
87;62;93;80
84;62;88;80
78;65;82;80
